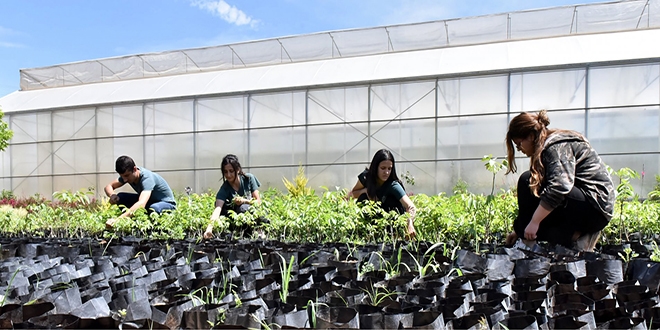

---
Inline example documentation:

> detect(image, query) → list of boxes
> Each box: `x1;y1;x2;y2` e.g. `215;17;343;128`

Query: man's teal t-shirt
118;167;176;204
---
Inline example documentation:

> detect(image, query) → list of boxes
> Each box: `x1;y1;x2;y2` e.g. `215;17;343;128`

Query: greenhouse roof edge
16;0;660;91
1;28;660;113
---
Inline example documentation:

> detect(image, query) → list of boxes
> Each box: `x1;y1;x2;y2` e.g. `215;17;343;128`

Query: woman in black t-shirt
348;149;416;239
204;154;261;239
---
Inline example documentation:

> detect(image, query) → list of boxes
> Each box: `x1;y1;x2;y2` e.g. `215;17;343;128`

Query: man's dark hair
115;155;136;174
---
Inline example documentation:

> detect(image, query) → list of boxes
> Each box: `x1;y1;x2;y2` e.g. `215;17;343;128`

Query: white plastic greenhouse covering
2;0;660;112
1;27;659;113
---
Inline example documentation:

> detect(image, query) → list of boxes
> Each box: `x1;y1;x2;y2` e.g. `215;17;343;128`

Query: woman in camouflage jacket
504;110;615;251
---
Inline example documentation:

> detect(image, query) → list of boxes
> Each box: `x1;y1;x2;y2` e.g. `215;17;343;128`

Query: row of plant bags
0;238;658;328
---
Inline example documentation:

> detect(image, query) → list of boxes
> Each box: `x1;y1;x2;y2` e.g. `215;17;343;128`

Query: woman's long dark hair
221;154;244;182
366;149;404;200
505;110;559;196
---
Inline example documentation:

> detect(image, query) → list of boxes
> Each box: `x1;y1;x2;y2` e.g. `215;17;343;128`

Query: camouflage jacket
539;131;615;220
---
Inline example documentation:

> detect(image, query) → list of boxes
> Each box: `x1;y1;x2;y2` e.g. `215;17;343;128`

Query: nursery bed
0;237;658;329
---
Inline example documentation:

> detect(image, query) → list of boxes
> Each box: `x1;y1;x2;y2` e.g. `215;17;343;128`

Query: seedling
185;243;194;264
251;314;277;330
233;290;242;307
299;249;320;266
307;301;318;328
361;286;399;307
406;242;444;277
618;247;639;263
370;248;411;278
611;166;640;242
278;253;296;303
482;155;508;243
0;266;23;306
650;241;660;263
359;262;375;277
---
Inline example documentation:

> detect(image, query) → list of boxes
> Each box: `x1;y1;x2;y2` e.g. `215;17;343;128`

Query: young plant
251;314;276;330
497;322;511;330
233;290;242;307
618;246;639;263
299;249;320;266
361;286;399;307
482;155;508;243
442;243;461;262
611;167;640;242
278;253;296;303
650;241;660;263
0;265;35;307
52;187;95;207
345;243;358;261
369;249;410;279
461;193;483;251
648;174;660;201
406;242;444;277
282;165;314;197
178;288;205;307
402;171;415;187
359;262;376;277
307;300;318;328
185;243;194;265
394;246;412;276
443;244;464;277
371;253;393;277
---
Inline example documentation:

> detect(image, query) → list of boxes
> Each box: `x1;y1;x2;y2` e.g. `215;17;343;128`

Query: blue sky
0;0;607;98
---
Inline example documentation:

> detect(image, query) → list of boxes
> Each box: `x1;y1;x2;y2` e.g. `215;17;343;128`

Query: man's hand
109;194;120;204
106;218;118;229
505;232;518;246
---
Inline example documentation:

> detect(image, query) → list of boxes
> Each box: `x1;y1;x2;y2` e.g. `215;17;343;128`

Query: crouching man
104;155;176;228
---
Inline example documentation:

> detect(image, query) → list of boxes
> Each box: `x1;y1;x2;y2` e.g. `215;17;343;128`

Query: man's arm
119;190;153;218
104;180;125;204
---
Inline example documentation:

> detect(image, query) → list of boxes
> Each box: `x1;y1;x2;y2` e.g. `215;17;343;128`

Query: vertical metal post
95;106;99;197
246;94;251;170
456;79;461;180
305;90;309;166
585;66;590;137
367;85;372;157
192;98;198;192
507;73;512;124
7;114;12;193
142;103;147;167
434;79;439;193
50;111;54;194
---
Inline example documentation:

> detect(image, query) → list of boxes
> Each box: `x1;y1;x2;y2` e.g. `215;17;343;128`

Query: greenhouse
1;0;660;198
2;1;660;329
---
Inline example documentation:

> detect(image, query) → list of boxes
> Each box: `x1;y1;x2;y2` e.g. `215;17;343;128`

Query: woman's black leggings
514;171;609;247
